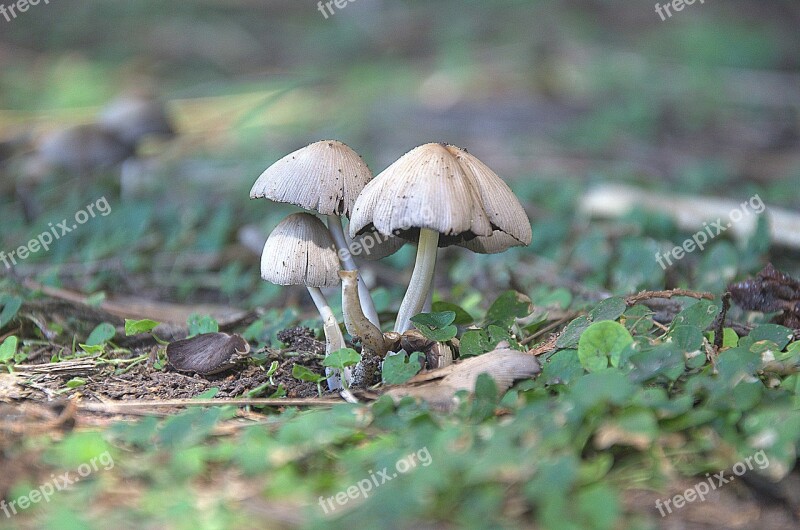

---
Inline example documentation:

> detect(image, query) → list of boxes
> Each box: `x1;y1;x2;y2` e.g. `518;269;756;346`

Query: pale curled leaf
384;346;541;410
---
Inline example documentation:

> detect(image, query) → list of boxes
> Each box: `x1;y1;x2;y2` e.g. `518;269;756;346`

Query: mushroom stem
326;215;381;329
341;270;387;387
307;286;351;390
394;228;440;333
340;270;388;356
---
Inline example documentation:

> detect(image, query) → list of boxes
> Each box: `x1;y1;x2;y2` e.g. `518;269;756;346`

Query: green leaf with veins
382;352;422;384
291;364;326;383
86;322;116;347
0;336;18;362
125;319;160;336
411;312;457;341
485;291;532;328
589;297;627;322
460;329;491;357
431;302;474;325
322;348;361;370
578;321;634;372
0;295;22;330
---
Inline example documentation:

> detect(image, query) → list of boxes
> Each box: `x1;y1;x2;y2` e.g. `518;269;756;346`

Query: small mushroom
260;212;350;390
250;140;381;328
350;143;532;333
166;332;250;376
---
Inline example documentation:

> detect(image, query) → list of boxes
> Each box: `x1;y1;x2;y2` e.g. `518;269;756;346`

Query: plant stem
307;286;351;390
326;215;381;329
394;228;440;333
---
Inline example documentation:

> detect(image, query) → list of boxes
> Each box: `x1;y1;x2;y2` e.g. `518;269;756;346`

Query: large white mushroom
350;143;532;333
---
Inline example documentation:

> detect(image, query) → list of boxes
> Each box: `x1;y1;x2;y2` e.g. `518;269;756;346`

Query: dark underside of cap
358;223;509;247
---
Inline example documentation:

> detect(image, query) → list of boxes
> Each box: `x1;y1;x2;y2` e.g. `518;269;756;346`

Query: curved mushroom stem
340;270;388;387
340;270;388;356
307;286;351;390
394;228;440;333
326;215;381;329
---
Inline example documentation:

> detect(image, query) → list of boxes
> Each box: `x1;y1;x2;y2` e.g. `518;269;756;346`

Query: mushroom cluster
251;141;531;390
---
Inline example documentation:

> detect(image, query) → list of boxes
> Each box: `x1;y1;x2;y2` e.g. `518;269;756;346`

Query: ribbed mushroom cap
459;230;527;254
452;148;532;251
261;213;341;288
349;143;532;248
250;140;373;217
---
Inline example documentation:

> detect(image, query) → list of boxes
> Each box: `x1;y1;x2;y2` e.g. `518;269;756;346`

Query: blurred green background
1;0;799;319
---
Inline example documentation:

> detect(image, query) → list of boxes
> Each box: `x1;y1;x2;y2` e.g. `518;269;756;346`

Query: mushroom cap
250;140;373;217
261;212;341;288
458;230;528;254
98;95;176;146
38;124;135;173
348;227;407;261
349;143;532;249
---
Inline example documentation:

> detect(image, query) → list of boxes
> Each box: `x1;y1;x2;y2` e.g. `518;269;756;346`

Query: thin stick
77;397;344;412
521;312;579;345
625;289;714;306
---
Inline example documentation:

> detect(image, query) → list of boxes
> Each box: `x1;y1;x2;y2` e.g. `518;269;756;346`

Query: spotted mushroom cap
261;212;341;288
349;143;532;249
250;140;373;217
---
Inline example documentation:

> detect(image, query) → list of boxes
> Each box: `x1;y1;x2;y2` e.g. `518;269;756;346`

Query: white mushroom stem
326;215;381;329
307;286;351;390
394;228;440;333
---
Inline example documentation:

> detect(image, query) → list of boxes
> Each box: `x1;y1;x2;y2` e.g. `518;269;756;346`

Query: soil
9;326;330;402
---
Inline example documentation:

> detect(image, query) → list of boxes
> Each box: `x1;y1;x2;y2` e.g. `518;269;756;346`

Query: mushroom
98;93;176;147
339;270;400;386
260;212;350;390
250;140;381;328
350;143;532;333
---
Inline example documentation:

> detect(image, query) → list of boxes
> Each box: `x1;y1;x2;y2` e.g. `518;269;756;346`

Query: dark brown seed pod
166;333;251;376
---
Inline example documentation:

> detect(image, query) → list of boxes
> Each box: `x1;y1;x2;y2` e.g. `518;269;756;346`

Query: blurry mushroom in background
36;124;136;175
16;93;177;217
250;140;381;328
350;143;532;333
98;93;176;147
260;212;350;390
